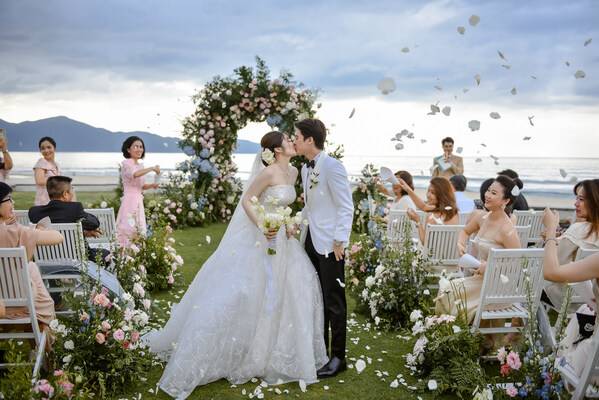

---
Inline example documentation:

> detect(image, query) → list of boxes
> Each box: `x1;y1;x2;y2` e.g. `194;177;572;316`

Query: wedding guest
473;177;517;224
435;175;521;323
432;137;463;179
0;181;62;334
34;136;61;206
450;174;475;213
116;136;160;247
397;176;459;243
28;176;110;264
0;128;13;182
544;179;599;307
542;207;599;386
379;170;417;210
497;169;528;211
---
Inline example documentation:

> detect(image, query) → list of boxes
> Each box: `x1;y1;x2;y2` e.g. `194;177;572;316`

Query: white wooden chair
458;212;472;225
514;225;531;249
514;210;544;246
576;247;599;261
387;210;419;243
13;210;30;226
557;329;599;400
422;224;465;273
84;208;117;248
471;248;545;335
0;247;46;379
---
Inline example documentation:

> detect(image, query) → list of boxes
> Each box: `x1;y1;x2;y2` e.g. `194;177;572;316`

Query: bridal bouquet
251;196;306;255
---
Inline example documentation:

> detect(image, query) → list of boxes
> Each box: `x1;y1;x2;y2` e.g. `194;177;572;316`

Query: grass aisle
115;224;451;400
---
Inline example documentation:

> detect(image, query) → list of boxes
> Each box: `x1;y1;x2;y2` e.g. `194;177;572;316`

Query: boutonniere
309;171;320;190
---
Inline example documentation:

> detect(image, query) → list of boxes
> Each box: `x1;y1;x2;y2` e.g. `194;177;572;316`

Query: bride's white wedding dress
145;183;328;399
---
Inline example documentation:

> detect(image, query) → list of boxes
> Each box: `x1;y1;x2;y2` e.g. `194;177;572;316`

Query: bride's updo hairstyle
260;131;284;167
494;174;518;214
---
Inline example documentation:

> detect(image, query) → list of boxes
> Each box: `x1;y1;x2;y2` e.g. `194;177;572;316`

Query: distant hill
0;116;260;153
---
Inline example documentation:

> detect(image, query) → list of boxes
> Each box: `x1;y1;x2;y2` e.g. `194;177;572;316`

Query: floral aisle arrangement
359;221;432;328
489;280;572;399
170;57;318;226
49;282;154;397
109;242;153;312
405;310;486;397
352;164;388;233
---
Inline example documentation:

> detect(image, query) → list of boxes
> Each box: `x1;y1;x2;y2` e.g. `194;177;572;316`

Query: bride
145;131;328;399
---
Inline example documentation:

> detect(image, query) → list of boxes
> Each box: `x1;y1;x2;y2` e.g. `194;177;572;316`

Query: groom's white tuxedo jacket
300;152;354;255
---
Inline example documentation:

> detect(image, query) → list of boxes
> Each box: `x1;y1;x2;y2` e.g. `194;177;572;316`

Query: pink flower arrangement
33;379;55;396
506;351;522;370
506;386;518;397
500;363;511;377
131;331;140;343
113;329;125;341
167;274;174;284
93;293;111;308
101;320;111;331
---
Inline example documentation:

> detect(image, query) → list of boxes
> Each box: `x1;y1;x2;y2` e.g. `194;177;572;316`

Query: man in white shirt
450;174;475;213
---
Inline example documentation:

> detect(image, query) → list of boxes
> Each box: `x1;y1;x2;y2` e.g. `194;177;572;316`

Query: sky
0;0;598;158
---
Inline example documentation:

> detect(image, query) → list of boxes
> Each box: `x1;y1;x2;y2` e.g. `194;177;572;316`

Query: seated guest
450;174;475;213
379;170;417;210
0;182;62;333
543;208;599;388
544;179;599;307
397;176;459;243
473;177;517;225
0;129;13;183
28;175;109;264
435;175;521;323
497;169;528;211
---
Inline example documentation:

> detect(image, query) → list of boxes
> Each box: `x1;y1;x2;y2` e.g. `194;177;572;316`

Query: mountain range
0;116;260;153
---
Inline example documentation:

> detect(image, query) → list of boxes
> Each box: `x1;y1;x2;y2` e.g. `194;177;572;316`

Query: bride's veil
217;151;264;245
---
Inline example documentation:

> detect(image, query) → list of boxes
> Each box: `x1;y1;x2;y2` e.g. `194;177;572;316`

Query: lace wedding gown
145;184;328;399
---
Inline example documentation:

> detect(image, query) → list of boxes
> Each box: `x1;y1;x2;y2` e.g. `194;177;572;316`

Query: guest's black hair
450;175;467;192
39;136;57;149
47;176;73;200
497;168;524;189
441;137;454;145
0;181;12;200
122;136;146;159
295;119;326;150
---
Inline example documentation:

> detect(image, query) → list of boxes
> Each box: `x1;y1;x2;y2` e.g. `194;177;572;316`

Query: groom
294;118;354;378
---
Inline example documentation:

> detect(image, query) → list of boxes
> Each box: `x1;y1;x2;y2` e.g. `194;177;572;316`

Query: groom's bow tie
306;160;316;169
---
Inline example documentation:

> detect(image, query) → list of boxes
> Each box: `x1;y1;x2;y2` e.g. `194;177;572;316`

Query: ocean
6;152;598;201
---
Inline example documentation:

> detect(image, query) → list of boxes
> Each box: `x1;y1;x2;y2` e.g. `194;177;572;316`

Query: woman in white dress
145;131;327;399
543;207;599;392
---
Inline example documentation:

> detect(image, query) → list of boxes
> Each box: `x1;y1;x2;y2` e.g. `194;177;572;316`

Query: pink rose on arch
506;386;518;397
131;331;140;343
506;351;522;370
113;329;125;342
93;293;111;308
101;321;111;331
95;332;106;344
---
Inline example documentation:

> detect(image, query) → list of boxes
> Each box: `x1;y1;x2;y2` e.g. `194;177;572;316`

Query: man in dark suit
28;175;109;264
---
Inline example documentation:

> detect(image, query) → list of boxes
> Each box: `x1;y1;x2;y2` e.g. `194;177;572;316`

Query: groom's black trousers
305;229;347;360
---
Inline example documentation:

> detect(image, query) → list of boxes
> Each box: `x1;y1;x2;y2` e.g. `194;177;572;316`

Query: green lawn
12;191;115;210
113;224;449;400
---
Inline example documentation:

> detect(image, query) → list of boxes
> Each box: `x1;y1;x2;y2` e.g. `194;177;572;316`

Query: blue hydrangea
182;146;196;156
191;157;203;167
199;159;212;173
518;387;528;397
210;166;221;178
199;148;211;159
266;114;283;127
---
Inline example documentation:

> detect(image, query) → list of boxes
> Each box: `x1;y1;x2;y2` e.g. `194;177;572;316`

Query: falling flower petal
456;146;463;154
463;88;470;93
428;380;438;391
349;108;356;119
560;168;568;178
500;274;509;284
299;380;307;392
497;50;507;61
531;75;537;80
442;106;451;116
501;64;511;69
474;74;481;86
434;85;443;91
420;139;427;144
401;47;410;53
480;143;487;147
584;38;592;46
377;77;396;95
565;61;571;67
206;235;211;244
428;104;440;115
468;120;481;131
528;116;535;126
575;70;586;79
523;136;532;141
490;154;499;161
475;158;482;163
489;112;501;119
163;142;168;147
510;87;517;95
457;26;465;35
355;359;367;374
469;14;480;26
395;143;404;150
336;278;346;288
570;176;578;183
390;380;399;388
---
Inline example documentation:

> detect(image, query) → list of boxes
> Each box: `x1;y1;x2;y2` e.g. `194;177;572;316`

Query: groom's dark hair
295;119;326;150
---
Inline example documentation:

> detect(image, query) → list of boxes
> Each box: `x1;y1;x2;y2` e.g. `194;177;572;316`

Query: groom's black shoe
317;357;347;379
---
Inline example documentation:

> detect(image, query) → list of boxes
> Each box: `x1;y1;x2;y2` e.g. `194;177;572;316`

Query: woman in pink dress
116;136;160;247
33;136;61;206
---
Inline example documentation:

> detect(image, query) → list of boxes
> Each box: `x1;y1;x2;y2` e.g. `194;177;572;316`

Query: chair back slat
84;208;116;244
514;210;532;227
458;212;471;225
515;225;531;248
387;210;418;242
0;247;32;308
575;247;599;261
527;211;545;245
13;210;31;226
423;224;465;266
33;223;85;266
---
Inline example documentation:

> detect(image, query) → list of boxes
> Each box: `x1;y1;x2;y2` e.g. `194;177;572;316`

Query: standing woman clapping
116;136;160;247
33;136;61;206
